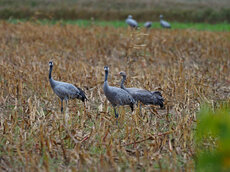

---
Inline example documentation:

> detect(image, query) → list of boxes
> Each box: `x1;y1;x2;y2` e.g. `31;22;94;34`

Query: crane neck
49;65;53;79
121;75;126;89
104;70;108;82
49;66;56;89
103;70;110;93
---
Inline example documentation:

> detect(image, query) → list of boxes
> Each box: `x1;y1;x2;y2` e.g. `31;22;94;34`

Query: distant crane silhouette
126;15;138;28
160;15;171;29
49;61;87;112
103;66;135;118
119;71;164;108
144;21;152;29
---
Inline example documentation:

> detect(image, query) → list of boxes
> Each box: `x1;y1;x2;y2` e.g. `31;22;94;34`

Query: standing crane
126;15;138;28
103;66;135;118
144;21;152;29
160;15;171;29
49;61;87;112
119;71;164;108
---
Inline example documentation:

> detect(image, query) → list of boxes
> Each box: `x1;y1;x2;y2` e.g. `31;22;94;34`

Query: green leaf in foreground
196;103;230;172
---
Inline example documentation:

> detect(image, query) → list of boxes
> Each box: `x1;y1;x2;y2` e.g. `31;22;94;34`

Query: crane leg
65;99;68;113
113;107;119;118
136;102;142;116
61;100;63;113
130;104;134;112
139;104;142;116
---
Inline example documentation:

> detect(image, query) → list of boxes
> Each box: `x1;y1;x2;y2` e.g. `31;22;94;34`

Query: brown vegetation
0;22;229;171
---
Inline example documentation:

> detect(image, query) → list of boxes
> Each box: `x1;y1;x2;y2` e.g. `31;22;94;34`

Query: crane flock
48;14;168;117
49;62;164;119
126;14;171;29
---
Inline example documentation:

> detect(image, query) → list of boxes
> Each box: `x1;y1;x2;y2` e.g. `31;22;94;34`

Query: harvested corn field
0;22;229;171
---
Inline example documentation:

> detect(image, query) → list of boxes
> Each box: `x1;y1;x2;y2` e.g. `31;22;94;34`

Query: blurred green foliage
196;102;230;172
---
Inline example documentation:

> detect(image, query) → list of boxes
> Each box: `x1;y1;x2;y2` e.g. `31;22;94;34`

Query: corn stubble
0;22;229;171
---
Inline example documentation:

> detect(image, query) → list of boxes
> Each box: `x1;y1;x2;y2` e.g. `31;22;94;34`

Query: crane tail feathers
130;103;134;112
151;91;162;97
77;87;88;102
151;91;164;108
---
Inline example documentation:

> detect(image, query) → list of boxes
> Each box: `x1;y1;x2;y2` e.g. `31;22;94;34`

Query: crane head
104;66;109;72
128;15;132;19
49;61;53;67
160;14;163;19
119;71;126;77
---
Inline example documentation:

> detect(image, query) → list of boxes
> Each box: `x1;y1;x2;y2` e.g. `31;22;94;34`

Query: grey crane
119;71;164;108
160;15;171;29
144;21;152;29
125;15;138;28
103;66;135;118
49;61;87;112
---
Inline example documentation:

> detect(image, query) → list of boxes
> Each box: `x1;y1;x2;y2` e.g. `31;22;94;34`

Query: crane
103;66;135;118
49;61;87;112
119;71;164;108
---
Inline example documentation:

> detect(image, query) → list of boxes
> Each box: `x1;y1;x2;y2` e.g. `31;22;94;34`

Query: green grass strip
5;18;230;32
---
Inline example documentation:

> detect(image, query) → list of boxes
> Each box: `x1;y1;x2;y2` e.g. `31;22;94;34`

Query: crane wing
54;83;80;99
126;88;163;107
161;20;171;28
105;86;135;106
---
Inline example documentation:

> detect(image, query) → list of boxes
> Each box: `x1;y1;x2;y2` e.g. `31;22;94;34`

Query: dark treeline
0;8;230;23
